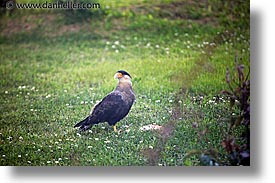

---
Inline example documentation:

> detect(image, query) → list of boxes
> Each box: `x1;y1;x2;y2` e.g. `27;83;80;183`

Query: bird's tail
74;116;93;131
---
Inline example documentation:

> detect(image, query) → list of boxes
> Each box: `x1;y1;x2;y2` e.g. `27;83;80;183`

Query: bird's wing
90;92;126;123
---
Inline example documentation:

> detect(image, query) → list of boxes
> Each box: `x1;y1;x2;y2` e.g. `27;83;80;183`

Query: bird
74;70;135;132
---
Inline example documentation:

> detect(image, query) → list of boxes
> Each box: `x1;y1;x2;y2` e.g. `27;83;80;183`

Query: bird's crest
117;70;132;78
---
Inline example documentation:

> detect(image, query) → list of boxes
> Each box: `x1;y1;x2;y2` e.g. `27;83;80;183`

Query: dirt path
141;31;232;165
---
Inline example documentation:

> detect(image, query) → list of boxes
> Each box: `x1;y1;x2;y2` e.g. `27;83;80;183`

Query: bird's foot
113;125;123;134
113;125;117;133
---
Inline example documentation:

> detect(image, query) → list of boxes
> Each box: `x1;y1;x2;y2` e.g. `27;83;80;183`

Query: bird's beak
114;72;123;79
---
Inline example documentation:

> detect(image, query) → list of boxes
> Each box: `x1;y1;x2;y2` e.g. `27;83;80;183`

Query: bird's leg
113;125;117;133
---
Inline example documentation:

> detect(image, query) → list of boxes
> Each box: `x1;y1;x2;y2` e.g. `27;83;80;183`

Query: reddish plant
221;56;250;165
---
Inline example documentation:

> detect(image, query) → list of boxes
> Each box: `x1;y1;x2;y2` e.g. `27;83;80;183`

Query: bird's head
114;70;132;85
114;70;132;80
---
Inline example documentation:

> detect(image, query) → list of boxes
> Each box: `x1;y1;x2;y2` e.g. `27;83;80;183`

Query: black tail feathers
74;116;93;131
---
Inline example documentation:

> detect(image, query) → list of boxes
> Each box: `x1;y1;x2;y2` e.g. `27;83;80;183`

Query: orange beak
114;72;123;79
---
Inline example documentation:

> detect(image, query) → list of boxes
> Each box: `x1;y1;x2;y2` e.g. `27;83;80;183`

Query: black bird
74;70;135;132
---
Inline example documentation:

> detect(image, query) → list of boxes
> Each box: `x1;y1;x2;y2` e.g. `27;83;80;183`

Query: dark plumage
74;70;135;132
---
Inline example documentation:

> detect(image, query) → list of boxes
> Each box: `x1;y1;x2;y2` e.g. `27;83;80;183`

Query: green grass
0;0;249;166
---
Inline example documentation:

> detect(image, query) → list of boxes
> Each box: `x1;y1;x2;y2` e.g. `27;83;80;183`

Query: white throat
119;75;132;85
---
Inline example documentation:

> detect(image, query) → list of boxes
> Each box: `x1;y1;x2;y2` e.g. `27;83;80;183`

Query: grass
0;0;249;166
